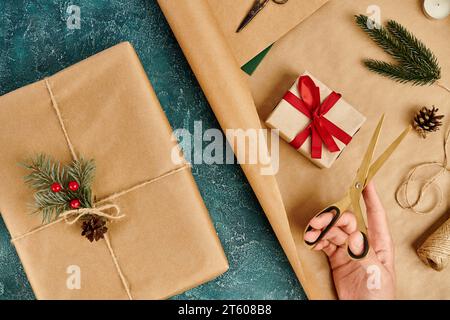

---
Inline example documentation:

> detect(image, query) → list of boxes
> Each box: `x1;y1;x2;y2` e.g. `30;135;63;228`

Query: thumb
363;182;392;247
362;182;394;271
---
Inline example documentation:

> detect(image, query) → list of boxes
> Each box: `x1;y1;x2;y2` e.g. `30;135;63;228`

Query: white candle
423;0;450;19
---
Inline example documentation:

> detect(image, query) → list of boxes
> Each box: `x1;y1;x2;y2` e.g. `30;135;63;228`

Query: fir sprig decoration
355;15;449;93
22;154;95;223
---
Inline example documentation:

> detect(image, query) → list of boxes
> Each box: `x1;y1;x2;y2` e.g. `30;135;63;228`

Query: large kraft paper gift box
0;42;228;299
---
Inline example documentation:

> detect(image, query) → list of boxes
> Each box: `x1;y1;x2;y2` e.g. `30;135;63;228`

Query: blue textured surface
0;0;306;300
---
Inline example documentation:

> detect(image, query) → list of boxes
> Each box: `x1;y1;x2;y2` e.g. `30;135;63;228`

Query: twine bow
61;203;124;225
283;75;352;159
10;78;190;300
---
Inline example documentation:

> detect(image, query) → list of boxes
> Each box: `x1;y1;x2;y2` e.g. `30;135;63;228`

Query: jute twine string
395;129;450;271
395;129;450;215
10;204;124;243
10;78;190;299
61;204;123;225
436;81;450;94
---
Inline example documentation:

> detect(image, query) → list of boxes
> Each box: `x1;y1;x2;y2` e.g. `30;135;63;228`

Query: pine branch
67;157;95;208
386;20;440;79
22;155;96;223
34;193;71;222
364;59;439;86
355;15;405;63
67;157;95;187
22;154;66;191
355;15;442;87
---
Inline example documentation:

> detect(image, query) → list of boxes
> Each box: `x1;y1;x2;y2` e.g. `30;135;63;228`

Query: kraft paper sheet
158;0;450;299
0;42;228;299
206;0;329;66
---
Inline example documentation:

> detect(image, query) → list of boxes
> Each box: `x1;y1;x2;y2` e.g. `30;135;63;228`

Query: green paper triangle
241;44;273;76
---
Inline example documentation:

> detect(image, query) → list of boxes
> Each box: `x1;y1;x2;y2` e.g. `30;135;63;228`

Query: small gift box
0;42;228;299
266;72;366;169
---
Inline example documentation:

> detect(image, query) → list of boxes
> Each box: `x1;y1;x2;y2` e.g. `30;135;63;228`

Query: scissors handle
236;0;288;33
348;232;370;260
304;201;370;260
304;206;342;247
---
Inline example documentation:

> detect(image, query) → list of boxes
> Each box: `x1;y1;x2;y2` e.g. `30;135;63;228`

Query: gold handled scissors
304;115;411;259
236;0;289;33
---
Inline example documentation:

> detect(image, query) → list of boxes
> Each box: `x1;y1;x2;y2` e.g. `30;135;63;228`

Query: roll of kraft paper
418;218;450;271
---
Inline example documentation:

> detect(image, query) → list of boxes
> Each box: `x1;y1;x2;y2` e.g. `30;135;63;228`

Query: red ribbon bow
283;75;352;159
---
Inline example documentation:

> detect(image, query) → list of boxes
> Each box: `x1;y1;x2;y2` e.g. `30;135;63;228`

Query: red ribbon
283;75;352;159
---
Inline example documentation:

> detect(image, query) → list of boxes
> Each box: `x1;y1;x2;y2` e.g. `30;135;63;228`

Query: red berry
51;183;62;193
68;181;80;191
70;199;81;209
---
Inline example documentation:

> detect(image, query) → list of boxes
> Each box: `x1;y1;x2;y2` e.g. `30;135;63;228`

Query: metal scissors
303;115;411;259
236;0;289;33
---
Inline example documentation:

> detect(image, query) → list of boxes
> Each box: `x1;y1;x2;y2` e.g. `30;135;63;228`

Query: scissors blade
354;115;385;188
236;0;270;33
365;125;412;185
350;188;368;232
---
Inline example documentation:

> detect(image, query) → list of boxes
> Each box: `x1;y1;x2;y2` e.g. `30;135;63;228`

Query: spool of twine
417;218;450;271
396;129;450;271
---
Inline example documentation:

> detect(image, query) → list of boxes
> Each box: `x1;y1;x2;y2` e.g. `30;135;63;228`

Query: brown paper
159;0;450;299
266;71;366;169
207;0;329;66
0;42;228;299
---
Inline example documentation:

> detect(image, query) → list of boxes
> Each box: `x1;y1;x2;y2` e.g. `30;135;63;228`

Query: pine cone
81;215;108;242
413;106;444;138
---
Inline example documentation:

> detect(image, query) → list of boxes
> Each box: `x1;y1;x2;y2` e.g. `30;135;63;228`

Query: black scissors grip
347;232;370;260
304;206;341;247
305;207;370;260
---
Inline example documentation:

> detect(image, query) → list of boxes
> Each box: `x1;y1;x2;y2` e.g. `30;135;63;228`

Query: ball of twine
417;219;450;271
396;129;450;271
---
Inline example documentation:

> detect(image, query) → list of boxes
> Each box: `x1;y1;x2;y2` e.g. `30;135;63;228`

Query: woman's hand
304;182;396;300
